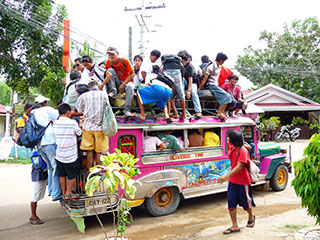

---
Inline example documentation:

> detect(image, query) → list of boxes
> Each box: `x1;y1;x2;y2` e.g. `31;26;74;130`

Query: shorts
80;130;109;152
208;84;232;106
163;69;185;101
227;182;256;210
31;180;47;202
138;84;172;110
56;159;79;180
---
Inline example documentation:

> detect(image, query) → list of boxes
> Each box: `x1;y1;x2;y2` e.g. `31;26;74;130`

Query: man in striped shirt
53;103;82;200
75;80;109;168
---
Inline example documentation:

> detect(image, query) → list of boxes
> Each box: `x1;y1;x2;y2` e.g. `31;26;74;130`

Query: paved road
0;140;317;240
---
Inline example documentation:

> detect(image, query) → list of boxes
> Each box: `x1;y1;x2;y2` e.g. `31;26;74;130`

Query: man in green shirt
157;131;183;152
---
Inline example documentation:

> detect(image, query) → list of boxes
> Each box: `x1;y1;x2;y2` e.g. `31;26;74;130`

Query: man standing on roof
199;52;232;120
140;49;161;83
105;47;135;117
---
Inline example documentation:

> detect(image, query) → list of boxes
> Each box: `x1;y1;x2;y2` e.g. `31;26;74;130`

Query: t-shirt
157;133;182;150
228;146;251;185
184;62;197;84
188;132;204;147
16;114;28;128
105;58;134;82
65;80;80;110
206;62;221;86
88;64;106;83
140;58;153;76
204;132;220;146
221;82;241;100
144;136;163;152
53;117;82;163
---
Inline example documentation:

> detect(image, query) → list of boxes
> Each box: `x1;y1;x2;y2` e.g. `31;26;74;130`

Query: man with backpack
198;52;232;120
162;54;186;119
105;47;135;117
32;95;62;202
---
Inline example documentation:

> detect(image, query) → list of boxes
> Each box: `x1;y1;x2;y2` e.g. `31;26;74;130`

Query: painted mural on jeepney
165;160;231;188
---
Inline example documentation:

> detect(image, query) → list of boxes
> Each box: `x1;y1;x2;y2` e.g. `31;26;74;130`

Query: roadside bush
292;133;320;224
292;117;309;126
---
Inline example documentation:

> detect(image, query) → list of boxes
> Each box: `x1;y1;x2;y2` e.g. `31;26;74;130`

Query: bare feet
135;113;146;121
217;113;228;120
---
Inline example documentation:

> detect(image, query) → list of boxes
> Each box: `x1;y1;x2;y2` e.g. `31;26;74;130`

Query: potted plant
85;149;141;240
261;116;281;141
292;133;320;224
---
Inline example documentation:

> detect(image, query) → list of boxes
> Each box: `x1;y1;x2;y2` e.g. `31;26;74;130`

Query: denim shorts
208;84;232;106
164;69;185;101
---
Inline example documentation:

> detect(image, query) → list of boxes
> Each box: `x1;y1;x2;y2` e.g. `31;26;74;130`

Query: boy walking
53;103;82;200
218;130;255;234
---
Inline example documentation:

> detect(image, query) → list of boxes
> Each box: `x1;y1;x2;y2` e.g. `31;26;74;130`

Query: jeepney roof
116;116;256;130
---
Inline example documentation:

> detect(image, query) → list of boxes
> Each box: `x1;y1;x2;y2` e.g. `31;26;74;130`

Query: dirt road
0;140;317;240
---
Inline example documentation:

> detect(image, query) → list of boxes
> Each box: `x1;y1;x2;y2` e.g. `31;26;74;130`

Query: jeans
164;69;185;101
208;84;232;106
38;144;62;200
184;80;202;113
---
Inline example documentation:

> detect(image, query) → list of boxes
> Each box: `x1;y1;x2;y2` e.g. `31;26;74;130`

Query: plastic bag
102;96;118;136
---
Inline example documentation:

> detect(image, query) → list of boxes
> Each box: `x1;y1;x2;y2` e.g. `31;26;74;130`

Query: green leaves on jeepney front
85;176;101;197
292;133;320;224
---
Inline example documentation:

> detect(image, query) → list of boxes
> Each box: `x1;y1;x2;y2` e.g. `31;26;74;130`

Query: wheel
270;165;289;191
146;187;180;217
274;132;283;142
290;135;297;142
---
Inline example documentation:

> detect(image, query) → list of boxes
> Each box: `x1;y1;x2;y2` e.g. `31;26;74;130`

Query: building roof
0;104;6;115
244;84;320;112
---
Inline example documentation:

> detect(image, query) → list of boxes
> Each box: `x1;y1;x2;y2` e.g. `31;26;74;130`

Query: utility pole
129;26;133;63
139;0;145;57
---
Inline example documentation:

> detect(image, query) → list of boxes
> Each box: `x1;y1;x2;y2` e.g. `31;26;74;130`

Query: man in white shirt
33;95;62;202
140;49;161;84
198;52;232;120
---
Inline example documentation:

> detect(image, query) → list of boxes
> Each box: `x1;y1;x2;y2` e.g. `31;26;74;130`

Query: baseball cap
35;95;50;104
70;71;82;80
107;47;118;54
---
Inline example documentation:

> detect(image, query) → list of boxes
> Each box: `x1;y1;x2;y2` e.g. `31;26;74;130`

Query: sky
56;0;320;89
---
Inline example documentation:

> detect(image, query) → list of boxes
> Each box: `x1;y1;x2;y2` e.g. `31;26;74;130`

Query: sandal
29;218;44;225
170;114;179;119
63;193;79;200
165;118;173;124
223;228;240;235
247;216;256;228
134;113;146;121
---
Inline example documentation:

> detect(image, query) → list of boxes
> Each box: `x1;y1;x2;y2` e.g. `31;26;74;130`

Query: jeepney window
143;130;185;153
241;126;254;143
187;128;221;148
118;135;137;156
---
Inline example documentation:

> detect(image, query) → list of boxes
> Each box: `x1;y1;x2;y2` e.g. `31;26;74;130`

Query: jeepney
65;115;291;219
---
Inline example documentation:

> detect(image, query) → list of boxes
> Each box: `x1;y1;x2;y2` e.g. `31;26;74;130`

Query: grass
0;158;31;164
282;224;308;230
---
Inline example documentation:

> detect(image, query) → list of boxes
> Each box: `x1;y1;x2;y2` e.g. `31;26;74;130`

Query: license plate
85;197;111;207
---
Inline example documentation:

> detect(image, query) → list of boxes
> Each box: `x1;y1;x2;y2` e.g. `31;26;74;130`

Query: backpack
237;147;260;183
31;151;47;171
196;61;215;87
18;113;52;148
162;54;181;65
110;58;127;69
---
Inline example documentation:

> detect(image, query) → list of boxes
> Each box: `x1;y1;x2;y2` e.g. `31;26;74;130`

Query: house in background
0;104;7;137
244;84;320;125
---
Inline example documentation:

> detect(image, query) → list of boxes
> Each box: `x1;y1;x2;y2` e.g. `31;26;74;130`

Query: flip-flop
223;228;240;235
170;114;179;119
247;216;256;228
165;118;173;124
134;113;146;121
29;218;44;225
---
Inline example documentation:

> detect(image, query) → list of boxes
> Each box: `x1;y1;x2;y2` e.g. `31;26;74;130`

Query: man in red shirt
218;130;255;234
105;47;135;116
221;74;247;117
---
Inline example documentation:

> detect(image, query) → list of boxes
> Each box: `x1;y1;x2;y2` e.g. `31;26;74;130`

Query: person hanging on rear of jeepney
81;55;117;98
217;130;256;234
178;52;202;118
75;80;109;169
136;73;175;124
221;74;248;117
105;47;135;117
161;54;187;119
198;52;232;120
140;49;161;84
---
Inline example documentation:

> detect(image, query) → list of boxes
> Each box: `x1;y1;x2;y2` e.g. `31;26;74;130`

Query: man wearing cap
75;80;109;169
105;47;135;117
64;71;82;110
32;95;62;202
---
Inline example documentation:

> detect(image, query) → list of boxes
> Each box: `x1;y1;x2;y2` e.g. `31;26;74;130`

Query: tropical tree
0;81;11;106
71;40;101;62
236;17;320;102
0;0;67;104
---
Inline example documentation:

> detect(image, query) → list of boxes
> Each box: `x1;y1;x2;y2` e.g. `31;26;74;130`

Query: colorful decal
116;117;156;124
119;136;136;156
165;160;231;188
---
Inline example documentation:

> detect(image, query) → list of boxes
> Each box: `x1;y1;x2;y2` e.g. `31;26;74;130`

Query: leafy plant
292;117;309;126
292;133;320;224
261;116;281;132
85;149;141;239
309;119;320;133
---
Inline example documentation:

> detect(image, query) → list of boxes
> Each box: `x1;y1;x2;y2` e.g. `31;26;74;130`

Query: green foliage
0;82;11;106
85;149;141;237
261;116;281;132
310;119;320;133
71;40;101;63
292;133;320;224
0;1;67;104
236;17;320;102
292;117;309;126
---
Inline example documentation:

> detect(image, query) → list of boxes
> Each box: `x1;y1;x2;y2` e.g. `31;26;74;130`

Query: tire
270;165;289;191
274;132;283;142
146;187;180;217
